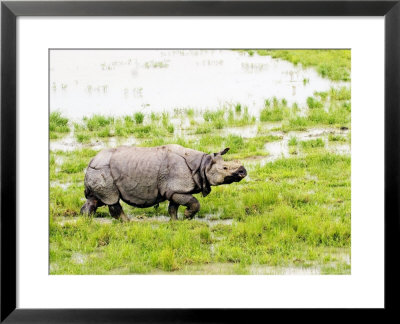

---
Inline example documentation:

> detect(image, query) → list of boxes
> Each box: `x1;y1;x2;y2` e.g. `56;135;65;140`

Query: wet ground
151;252;350;275
261;127;350;164
55;216;350;275
50;122;351;166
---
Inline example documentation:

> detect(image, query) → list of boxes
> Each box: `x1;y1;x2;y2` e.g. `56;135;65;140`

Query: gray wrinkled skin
80;144;247;221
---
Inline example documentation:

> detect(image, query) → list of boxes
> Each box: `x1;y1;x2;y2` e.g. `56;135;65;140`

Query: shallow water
152;246;350;275
194;216;233;227
50;132;137;152
50;181;72;190
56;214;234;226
222;125;259;138
50;50;346;118
262;127;350;164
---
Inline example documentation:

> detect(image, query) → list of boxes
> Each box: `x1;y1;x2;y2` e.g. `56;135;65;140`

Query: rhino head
204;147;247;186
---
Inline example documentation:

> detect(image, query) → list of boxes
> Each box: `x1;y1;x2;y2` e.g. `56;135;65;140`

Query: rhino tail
80;198;99;215
84;186;92;199
81;187;103;215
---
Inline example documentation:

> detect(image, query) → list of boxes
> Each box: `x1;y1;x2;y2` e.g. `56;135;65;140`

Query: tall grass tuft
50;112;70;133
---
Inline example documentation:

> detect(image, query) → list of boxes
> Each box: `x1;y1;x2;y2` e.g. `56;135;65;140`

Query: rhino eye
223;167;228;170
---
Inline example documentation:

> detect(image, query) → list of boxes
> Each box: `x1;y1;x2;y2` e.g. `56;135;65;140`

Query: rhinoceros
80;144;247;221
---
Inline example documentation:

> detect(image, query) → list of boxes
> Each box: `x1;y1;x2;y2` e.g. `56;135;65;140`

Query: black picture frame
1;0;399;322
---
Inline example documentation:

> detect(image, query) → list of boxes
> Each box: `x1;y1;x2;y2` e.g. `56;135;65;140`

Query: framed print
1;0;399;322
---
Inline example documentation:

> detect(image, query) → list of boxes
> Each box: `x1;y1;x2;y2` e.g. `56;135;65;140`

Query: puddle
50;128;78;152
50;50;347;118
71;253;87;265
260;122;283;131
222;125;258;138
194;215;233;227
121;137;137;146
56;217;78;226
305;173;319;182
263;140;291;162
262;127;350;164
326;143;351;155
54;156;64;165
95;218;114;224
170;117;193;137
56;214;234;226
249;248;350;275
56;216;114;226
50;181;72;190
50;133;137;152
129;214;233;226
248;265;321;275
152;253;350;275
49;263;59;272
130;215;171;223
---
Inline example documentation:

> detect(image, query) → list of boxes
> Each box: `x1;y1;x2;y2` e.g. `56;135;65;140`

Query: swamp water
50;49;346;118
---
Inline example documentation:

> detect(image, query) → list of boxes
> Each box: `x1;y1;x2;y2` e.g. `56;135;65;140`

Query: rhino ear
220;147;230;155
213;147;230;157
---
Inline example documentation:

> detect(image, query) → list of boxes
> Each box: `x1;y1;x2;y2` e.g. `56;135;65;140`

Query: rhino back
110;146;167;207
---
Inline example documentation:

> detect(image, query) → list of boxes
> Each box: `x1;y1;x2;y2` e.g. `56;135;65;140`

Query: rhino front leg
171;194;200;220
108;202;130;222
168;201;179;221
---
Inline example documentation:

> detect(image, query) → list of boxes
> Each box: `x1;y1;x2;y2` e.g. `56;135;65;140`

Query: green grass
288;137;298;146
64;105;258;145
134;112;145;124
307;96;324;109
71;113;178;143
330;87;351;101
76;133;91;143
301;138;325;149
260;98;291;122
200;107;256;130
85;115;114;131
50;219;212;274
227;107;256;127
329;134;347;142
250;49;351;81
50;150;351;274
144;60;169;69
195;124;212;135
50;112;70;139
277;88;351;131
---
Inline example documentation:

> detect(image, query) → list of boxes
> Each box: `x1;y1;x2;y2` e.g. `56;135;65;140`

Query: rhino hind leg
80;198;101;215
108;202;130;222
168;201;179;220
170;194;200;220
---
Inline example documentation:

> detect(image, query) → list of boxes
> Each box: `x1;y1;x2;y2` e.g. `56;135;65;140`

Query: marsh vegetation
50;50;351;275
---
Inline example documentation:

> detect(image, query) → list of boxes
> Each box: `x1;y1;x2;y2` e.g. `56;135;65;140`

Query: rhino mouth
223;166;247;184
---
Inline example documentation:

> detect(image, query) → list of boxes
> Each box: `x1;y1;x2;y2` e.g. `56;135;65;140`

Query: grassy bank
243;49;351;82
